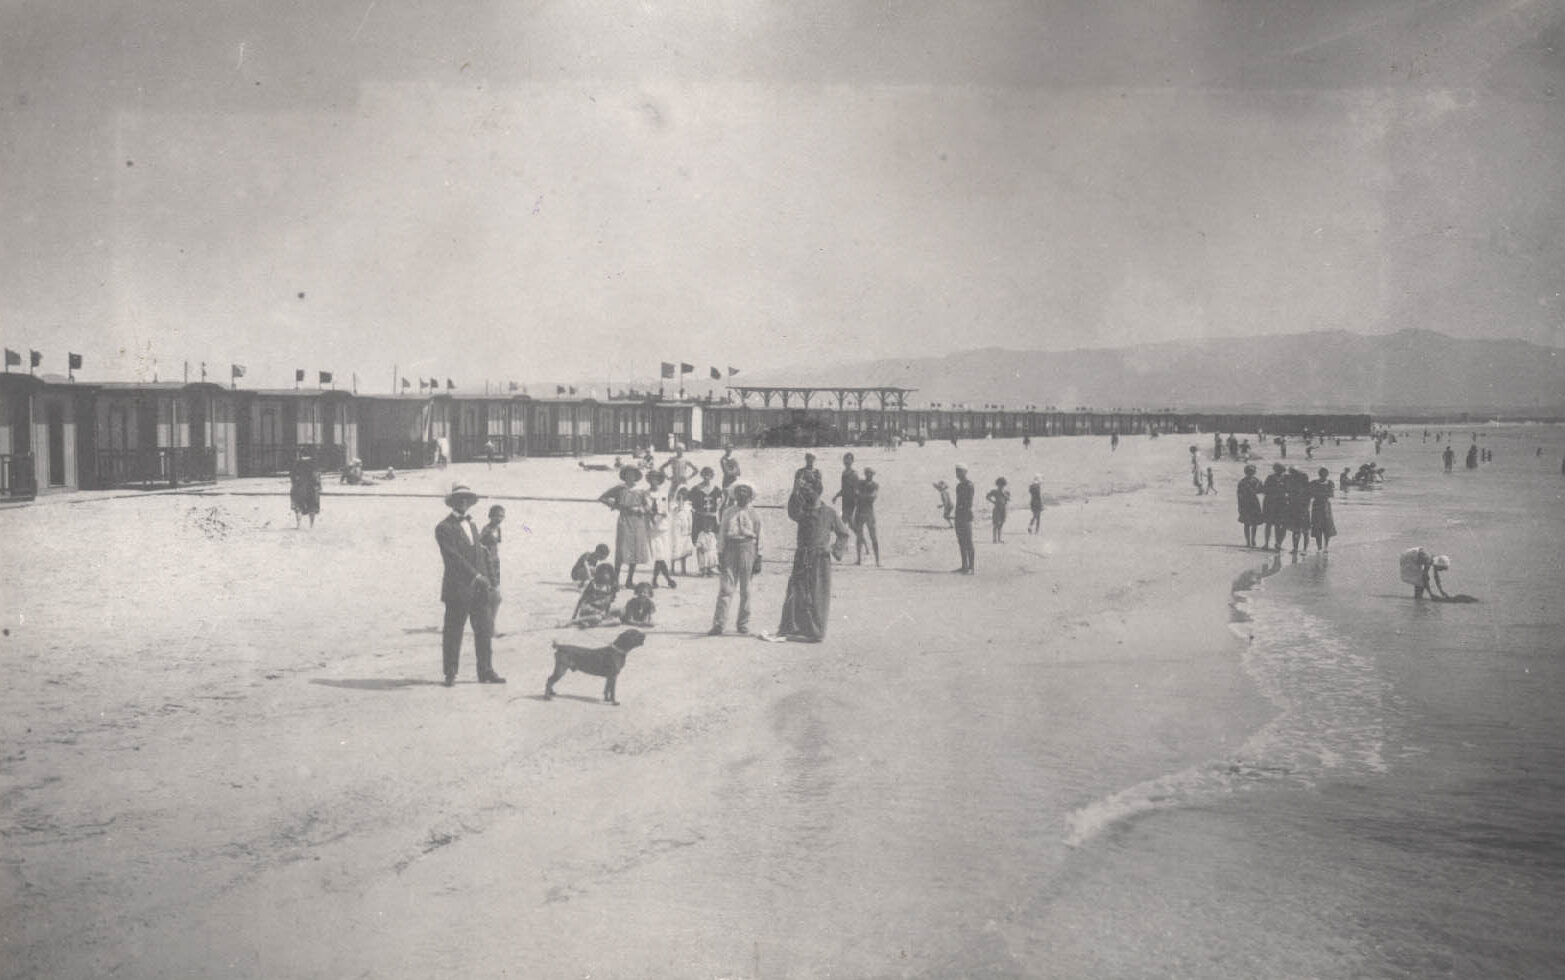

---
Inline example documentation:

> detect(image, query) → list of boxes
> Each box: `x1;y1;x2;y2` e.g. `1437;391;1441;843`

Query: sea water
1048;426;1565;979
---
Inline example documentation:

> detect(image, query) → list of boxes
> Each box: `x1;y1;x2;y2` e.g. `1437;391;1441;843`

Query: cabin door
46;403;65;486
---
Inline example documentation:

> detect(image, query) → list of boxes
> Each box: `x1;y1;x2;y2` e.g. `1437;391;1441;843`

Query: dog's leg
545;658;568;699
604;672;618;705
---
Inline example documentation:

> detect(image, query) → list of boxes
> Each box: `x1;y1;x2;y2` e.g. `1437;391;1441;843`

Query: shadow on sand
309;678;444;691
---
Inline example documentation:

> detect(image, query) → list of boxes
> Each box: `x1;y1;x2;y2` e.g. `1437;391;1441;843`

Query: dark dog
545;629;646;705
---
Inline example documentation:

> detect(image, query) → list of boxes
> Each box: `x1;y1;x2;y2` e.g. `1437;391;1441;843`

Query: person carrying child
570;544;610;590
567;564;620;627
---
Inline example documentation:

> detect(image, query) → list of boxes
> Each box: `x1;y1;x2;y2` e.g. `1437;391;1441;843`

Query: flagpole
392;365;398;395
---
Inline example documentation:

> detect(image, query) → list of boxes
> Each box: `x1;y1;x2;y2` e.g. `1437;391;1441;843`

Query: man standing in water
953;463;976;573
1444;445;1456;472
435;482;503;686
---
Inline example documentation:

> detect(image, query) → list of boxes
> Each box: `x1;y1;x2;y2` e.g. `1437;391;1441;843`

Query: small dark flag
231;364;246;378
418;378;428;390
295;369;306;383
446;378;454;390
30;350;43;368
660;362;675;379
710;366;721;380
3;348;19;367
319;371;333;384
569;385;577;395
680;362;693;375
402;377;411;389
69;353;83;370
728;366;739;376
556;384;566;395
508;381;518;392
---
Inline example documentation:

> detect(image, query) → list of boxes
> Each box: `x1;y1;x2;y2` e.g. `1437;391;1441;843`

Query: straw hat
1432;555;1451;570
445;482;480;507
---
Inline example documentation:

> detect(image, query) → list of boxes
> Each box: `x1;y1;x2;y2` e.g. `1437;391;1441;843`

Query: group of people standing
1235;462;1336;554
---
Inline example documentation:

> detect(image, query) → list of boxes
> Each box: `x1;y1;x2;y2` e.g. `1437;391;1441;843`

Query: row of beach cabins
0;372;1370;500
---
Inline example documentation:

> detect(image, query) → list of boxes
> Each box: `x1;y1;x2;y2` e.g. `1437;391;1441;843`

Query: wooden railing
0;453;37;501
95;448;217;489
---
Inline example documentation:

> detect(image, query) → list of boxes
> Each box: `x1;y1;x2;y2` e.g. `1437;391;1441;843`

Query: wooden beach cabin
356;395;441;470
443;392;517;463
236;389;355;476
92;381;224;489
0;373;43;499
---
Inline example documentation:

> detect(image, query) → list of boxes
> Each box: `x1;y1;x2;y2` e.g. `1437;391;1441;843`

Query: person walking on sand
435;482;503;686
773;475;852;642
1237;464;1264;548
1286;466;1313;554
854;467;881;565
1190;446;1205;495
1110;432;1119;452
644;469;677;589
709;482;761;635
599;466;652;587
1028;474;1044;534
289;451;321;529
1309;467;1337;553
1261;463;1288;551
953;464;976;573
478;505;506;635
1206;466;1216;494
986;477;1011;543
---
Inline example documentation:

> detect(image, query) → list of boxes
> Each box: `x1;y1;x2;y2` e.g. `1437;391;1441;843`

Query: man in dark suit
436;482;504;686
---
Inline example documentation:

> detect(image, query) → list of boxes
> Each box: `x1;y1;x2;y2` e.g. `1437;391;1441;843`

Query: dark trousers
443;600;494;680
955;518;975;570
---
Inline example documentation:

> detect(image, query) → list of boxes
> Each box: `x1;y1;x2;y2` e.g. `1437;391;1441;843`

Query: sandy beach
3;435;1286;978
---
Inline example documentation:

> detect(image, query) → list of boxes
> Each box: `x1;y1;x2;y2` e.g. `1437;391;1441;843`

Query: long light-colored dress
670;500;694;562
776;501;852;642
646;485;671;563
610;486;652;565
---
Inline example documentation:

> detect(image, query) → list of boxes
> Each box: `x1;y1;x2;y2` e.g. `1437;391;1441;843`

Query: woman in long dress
1236;464;1264;548
644;470;676;588
1309;466;1337;553
599;467;651;586
289;453;321;529
775;475;852;643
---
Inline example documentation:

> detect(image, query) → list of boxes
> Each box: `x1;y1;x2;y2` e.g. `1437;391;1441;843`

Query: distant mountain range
741;330;1565;416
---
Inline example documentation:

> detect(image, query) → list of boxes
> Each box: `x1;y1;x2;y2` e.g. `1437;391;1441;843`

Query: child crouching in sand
571;544;611;590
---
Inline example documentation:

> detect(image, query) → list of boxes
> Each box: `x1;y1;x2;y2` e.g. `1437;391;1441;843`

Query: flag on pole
69;353;83;370
31;350;43;369
231;364;246;378
680;362;693;375
351;372;358;393
295;368;305;383
709;366;721;380
508;381;518;392
200;362;207;381
556;384;566;395
402;377;412;389
728;366;739;376
445;378;454;390
3;349;19;368
569;385;577;395
418;378;427;391
319;370;333;385
660;362;675;379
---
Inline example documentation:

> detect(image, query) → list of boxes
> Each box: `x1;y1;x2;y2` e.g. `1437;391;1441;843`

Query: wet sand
1;436;1277;978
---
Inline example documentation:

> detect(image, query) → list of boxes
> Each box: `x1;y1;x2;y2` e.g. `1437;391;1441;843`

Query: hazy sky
2;0;1561;390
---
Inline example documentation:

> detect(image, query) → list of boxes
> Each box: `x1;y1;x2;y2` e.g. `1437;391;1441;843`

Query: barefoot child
621;582;657;627
986;477;1010;543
